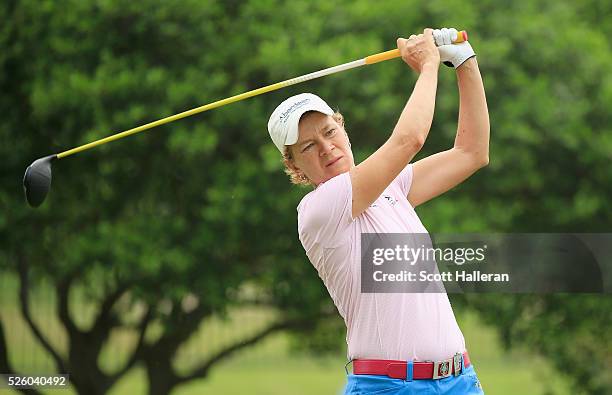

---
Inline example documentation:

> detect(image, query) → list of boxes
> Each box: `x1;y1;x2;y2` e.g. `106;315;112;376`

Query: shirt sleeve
395;163;414;197
297;172;354;249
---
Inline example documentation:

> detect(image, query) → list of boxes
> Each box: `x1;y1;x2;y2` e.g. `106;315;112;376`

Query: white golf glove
433;28;476;68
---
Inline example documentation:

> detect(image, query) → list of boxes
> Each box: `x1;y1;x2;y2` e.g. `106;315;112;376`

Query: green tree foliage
1;0;610;394
1;1;332;394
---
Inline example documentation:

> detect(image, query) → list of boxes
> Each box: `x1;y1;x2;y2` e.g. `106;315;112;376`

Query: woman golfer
268;28;489;394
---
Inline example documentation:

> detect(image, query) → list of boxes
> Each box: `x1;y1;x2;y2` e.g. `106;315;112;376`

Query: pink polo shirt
297;164;466;361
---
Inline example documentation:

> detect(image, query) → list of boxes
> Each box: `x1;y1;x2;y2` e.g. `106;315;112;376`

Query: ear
286;158;305;177
284;148;303;172
286;159;299;172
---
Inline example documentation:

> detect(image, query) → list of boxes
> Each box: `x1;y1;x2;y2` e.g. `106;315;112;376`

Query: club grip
365;30;468;65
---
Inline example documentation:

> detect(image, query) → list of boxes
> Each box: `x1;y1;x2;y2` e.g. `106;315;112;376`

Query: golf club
23;30;468;207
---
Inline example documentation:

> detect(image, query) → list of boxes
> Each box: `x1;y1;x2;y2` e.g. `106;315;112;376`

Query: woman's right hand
397;28;440;73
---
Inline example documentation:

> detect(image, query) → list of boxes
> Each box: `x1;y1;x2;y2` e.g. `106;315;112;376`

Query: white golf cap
267;93;334;153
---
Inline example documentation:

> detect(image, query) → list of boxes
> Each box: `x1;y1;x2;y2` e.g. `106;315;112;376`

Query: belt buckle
453;353;463;376
432;358;453;379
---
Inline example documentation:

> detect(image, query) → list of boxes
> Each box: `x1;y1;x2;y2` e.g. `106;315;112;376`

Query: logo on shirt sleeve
370;194;398;208
383;194;398;206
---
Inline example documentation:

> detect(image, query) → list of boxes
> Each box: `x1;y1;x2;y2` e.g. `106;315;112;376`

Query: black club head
23;155;57;208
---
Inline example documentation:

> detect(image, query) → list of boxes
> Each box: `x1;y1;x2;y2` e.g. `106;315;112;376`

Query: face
288;112;355;186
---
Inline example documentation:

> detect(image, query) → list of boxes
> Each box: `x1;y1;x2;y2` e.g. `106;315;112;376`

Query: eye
301;143;314;153
325;128;336;137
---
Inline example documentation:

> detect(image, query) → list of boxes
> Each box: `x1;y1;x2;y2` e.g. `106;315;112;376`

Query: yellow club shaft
57;81;287;159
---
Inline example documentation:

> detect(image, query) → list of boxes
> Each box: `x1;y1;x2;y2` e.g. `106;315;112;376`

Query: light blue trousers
344;364;485;394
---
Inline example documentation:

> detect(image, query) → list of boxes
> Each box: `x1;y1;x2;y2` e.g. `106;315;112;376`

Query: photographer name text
373;270;510;283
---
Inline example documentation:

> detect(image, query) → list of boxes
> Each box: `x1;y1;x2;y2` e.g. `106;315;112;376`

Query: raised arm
350;29;440;218
408;55;490;207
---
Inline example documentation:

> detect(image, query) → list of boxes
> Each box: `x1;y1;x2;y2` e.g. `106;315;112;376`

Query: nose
320;142;335;157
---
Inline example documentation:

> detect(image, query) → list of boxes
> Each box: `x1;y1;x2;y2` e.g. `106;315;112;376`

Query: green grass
0;273;574;395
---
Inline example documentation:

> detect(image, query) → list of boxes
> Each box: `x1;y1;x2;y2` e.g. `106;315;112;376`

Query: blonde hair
282;111;345;186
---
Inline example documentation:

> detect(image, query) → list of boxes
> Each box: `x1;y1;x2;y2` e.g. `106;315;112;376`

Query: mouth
326;156;343;167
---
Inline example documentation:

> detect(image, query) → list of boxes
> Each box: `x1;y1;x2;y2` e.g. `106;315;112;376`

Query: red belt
353;352;470;380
